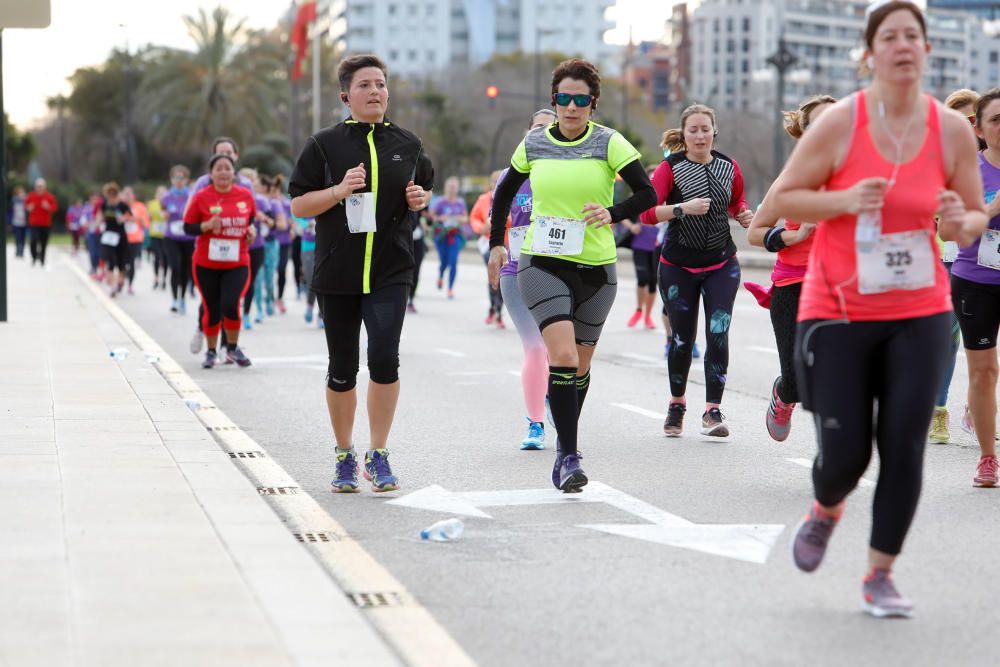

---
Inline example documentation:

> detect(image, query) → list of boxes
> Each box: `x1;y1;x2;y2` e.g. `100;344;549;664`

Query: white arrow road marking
387;481;785;564
611;402;666;420
786;458;875;488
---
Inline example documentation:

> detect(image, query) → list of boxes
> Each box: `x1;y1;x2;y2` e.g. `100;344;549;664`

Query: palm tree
138;6;286;153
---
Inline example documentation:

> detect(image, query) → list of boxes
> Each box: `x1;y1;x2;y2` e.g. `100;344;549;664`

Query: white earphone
866;56;875;70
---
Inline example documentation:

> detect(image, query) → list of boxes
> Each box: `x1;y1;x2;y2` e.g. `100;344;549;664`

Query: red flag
290;1;317;81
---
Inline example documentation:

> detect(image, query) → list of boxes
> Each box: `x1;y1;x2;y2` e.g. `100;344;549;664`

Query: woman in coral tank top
769;1;987;618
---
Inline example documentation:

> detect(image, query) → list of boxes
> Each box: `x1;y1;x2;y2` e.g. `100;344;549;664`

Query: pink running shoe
766;377;796;442
627;309;642;328
644;314;656;329
974;455;999;488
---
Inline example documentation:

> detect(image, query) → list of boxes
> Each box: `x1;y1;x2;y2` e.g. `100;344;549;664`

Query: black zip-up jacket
289;118;434;295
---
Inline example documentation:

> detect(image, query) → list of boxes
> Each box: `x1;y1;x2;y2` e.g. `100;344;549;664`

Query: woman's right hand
488;245;508;290
202;216;222;234
334;162;367;201
844;177;888;214
682;198;711;216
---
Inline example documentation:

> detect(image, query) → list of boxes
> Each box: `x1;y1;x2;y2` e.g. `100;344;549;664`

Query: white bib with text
346;193;376;233
857;230;935;295
530;216;586;256
208;237;240;262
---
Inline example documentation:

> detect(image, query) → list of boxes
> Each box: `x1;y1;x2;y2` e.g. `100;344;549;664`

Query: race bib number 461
530;216;585;256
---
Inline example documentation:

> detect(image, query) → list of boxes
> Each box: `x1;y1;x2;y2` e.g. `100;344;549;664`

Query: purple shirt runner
250;193;271;250
271;198;292;245
630;224;659;252
431;197;468;246
496;168;533;279
953;152;1000;285
162;187;193;241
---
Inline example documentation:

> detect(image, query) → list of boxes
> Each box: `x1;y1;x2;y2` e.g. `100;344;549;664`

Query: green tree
4;113;37;177
138;8;286;154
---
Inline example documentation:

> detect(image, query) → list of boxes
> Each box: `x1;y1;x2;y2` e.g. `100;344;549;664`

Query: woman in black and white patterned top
639;104;753;439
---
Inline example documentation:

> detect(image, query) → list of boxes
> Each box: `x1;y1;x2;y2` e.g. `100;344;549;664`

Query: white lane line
747;346;779;356
620;352;666;364
786;458;875;488
434;348;466;358
611;402;666;420
507;370;522;377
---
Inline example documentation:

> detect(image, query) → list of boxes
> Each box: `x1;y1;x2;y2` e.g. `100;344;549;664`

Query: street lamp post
534;28;557;109
765;35;798;178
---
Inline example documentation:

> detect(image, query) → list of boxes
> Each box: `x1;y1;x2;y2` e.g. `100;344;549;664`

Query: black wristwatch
672;204;684;219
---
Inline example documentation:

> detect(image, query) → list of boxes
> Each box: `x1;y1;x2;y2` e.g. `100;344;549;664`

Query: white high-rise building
327;0;619;76
687;0;1000;112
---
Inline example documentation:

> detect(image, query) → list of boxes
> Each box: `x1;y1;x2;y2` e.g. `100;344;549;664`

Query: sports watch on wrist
672;204;684;219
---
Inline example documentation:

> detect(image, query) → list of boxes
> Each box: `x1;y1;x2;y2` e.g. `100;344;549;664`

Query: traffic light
485;85;499;108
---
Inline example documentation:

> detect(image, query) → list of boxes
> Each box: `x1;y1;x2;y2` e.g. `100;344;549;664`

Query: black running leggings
320;284;409;392
29;227;50;264
243;247;266;316
658;256;740;404
794;312;950;555
277;243;291;299
632;249;657;293
292;236;303;291
770;282;802;404
411;240;425;301
193;264;251;337
164;238;194;300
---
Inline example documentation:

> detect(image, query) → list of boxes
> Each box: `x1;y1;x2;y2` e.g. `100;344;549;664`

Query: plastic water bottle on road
109;347;129;360
421;518;464;542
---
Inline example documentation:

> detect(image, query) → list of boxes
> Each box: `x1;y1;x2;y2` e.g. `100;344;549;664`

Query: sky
2;0;676;130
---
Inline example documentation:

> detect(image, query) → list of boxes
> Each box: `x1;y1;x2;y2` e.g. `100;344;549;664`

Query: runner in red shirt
183;154;257;369
24;178;57;266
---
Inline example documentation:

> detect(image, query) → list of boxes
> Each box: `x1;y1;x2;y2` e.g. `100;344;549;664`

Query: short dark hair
550;58;601;103
976;88;1000;128
864;1;926;51
212;136;239;154
338;54;388;92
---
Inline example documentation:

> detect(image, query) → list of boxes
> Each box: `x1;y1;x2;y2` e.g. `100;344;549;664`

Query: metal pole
0;30;7;322
773;68;785;180
312;27;322;133
534;28;541;110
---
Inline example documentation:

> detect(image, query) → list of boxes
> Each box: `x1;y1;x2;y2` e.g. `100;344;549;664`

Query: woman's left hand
582;203;612;228
937;190;966;240
406;181;431;211
736;207;754;229
246;224;257;244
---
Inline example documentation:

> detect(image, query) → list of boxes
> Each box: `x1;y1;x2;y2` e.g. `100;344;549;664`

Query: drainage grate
348;592;404;608
229;451;266;459
257;486;298;495
206;425;239;432
293;532;338;543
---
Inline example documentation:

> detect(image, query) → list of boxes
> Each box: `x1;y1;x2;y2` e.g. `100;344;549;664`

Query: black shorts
952;273;1000;350
632;249;657;292
103;241;129;271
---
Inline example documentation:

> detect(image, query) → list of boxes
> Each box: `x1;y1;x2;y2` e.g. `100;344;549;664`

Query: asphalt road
96;246;994;666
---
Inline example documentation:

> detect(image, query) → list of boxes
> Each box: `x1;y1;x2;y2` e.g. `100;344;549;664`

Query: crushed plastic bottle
144;352;160;363
109;348;129;360
183;398;201;411
420;518;464;542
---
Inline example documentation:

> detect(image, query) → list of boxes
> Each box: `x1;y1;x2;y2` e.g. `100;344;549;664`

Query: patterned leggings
659;256;740;404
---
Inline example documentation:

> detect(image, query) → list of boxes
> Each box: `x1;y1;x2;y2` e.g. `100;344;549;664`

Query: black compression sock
576;370;591;415
226;342;237;353
548;366;579;455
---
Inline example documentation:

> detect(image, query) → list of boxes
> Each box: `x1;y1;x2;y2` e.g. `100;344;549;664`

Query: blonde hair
239;167;259;180
783;95;837;139
945;88;979;112
660;104;717;153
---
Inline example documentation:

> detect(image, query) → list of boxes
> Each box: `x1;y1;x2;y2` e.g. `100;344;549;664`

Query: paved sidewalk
0;248;400;667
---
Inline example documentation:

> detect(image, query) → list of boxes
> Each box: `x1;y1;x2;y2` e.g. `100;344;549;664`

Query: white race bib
125;222;139;235
100;231;121;247
942;240;959;264
412;225;423;241
259;223;270;239
857;230;935;295
977;230;1000;270
477;235;490;256
530;216;586;256
346;193;376;233
507;226;528;261
208;237;240;262
152;222;167;235
169;221;186;237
